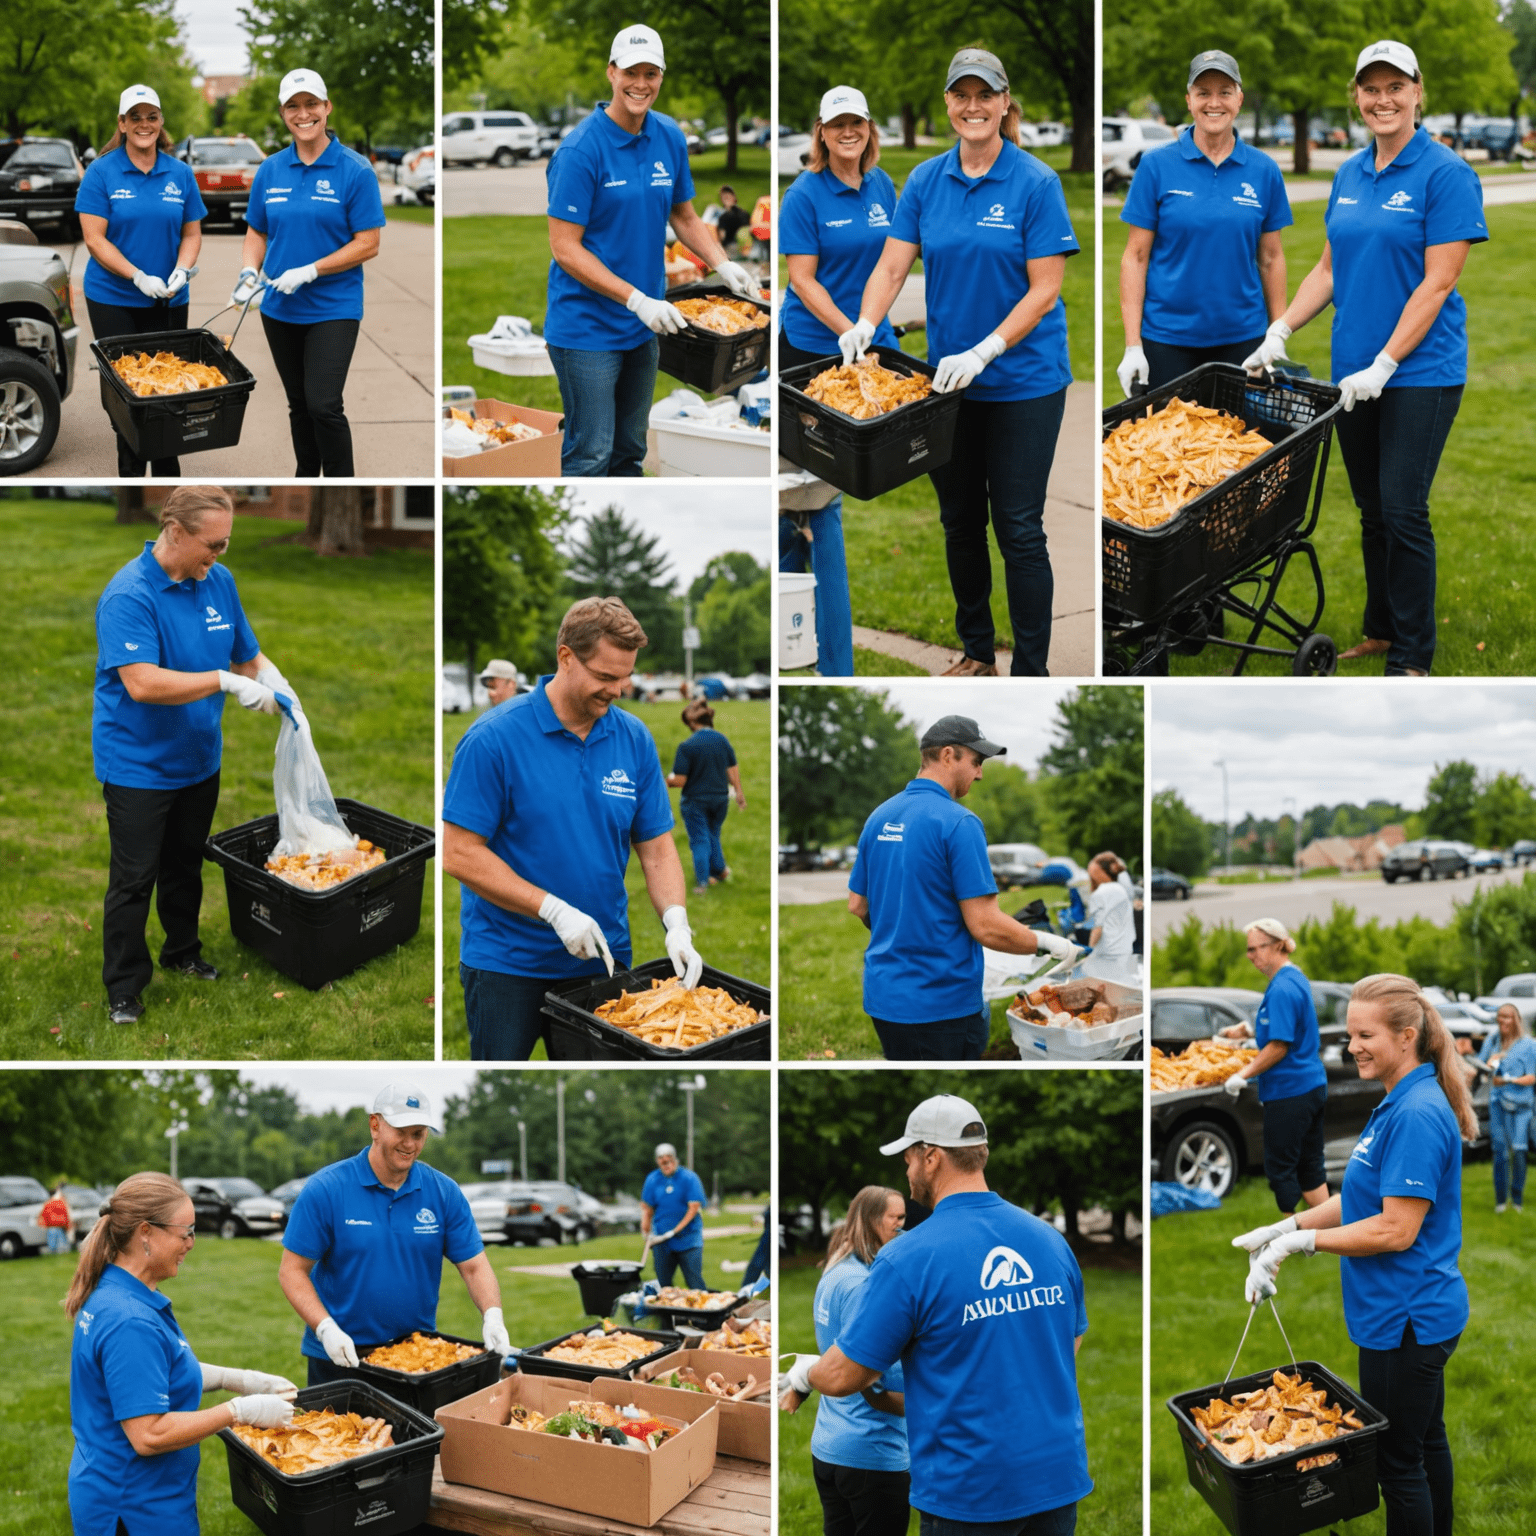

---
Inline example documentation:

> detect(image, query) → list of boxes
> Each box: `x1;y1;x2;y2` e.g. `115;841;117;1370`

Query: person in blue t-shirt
1117;51;1290;394
848;715;1075;1060
1236;975;1479;1536
1217;918;1330;1213
640;1143;709;1290
544;25;761;477
783;1095;1092;1536
441;596;707;1059
841;47;1080;677
67;1171;298;1536
234;69;386;478
74;84;206;478
666;701;745;892
279;1084;512;1386
1244;40;1488;677
93;489;309;1027
1478;1003;1536;1211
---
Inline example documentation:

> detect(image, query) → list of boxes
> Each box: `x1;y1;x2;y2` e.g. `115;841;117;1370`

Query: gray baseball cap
880;1095;989;1155
946;48;1008;93
480;658;517;681
920;714;1006;758
1187;50;1242;89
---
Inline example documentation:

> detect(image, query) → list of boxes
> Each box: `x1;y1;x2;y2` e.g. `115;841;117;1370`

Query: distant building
1297;824;1407;872
198;75;249;107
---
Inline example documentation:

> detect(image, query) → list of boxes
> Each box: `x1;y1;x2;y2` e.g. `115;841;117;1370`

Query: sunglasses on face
150;1221;197;1240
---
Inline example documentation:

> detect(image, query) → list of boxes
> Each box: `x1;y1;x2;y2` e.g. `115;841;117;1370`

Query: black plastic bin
218;1378;443;1536
542;958;770;1060
779;351;964;499
519;1324;682;1382
204;798;433;990
656;281;771;394
91;328;256;460
571;1260;645;1316
350;1331;502;1416
637;1292;747;1329
1167;1360;1387;1536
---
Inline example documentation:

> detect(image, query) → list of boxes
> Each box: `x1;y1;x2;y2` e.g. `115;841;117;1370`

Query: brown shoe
940;656;999;677
1338;638;1390;660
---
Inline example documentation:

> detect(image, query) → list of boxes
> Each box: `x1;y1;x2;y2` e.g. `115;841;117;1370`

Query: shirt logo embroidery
1350;1130;1376;1165
205;605;222;622
1167;188;1193;197
1336;196;1358;204
1241;182;1257;200
867;202;889;224
415;1207;437;1224
654;161;667;175
79;1309;94;1333
876;821;904;842
601;768;637;799
1385;190;1413;209
317;179;333;192
604;179;628;187
110;189;136;200
981;1245;1034;1289
344;1218;373;1225
961;1249;1067;1326
825;217;853;227
124;642;139;651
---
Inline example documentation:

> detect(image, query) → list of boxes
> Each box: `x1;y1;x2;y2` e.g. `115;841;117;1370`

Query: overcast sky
852;681;1075;769
564;485;771;590
239;1066;480;1116
1151;684;1536;820
178;0;249;76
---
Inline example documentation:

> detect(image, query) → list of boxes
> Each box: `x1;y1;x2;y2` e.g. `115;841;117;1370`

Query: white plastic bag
272;714;357;857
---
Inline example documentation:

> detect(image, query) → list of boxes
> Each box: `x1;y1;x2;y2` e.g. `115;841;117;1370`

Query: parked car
1150;867;1193;901
1030;121;1069;147
0;226;78;475
1511;839;1536;866
603;1193;645;1233
174;136;264;227
1473;973;1536;1028
776;133;814;177
397;144;435;206
441;111;541;166
1468;848;1504;873
1475;118;1521;159
1379;839;1469;882
268;1176;310;1213
1101;118;1177;189
182;1177;288;1239
470;1181;597;1245
0;1175;51;1258
442;662;491;712
988;842;1049;889
533;127;562;160
0;139;84;239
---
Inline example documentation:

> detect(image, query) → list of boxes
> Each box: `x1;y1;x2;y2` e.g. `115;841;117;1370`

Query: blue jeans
919;1503;1076;1536
681;798;728;887
927;390;1067;675
46;1227;70;1254
652;1240;706;1290
779;501;855;676
459;964;564;1060
1333;385;1463;675
547;337;657;476
871;1012;990;1061
1140;335;1263;391
1490;1098;1532;1205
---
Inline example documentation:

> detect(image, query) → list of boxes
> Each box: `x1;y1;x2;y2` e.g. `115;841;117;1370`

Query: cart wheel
1291;633;1337;677
1169;599;1224;657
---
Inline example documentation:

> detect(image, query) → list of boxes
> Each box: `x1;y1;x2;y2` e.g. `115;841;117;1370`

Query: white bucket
779;573;818;671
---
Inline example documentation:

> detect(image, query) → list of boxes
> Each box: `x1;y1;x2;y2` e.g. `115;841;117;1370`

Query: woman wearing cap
74;85;206;477
236;69;386;477
1217;919;1330;1214
1245;41;1487;676
1479;1003;1536;1212
67;1171;297;1536
544;25;762;477
842;47;1080;677
1234;975;1478;1535
1117;51;1290;394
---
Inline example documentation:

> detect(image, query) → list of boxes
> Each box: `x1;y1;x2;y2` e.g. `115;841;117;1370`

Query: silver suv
441;111;541;167
0;221;78;474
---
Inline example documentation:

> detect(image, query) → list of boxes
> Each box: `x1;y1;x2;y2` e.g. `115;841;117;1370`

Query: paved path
779;870;852;905
444;160;550;217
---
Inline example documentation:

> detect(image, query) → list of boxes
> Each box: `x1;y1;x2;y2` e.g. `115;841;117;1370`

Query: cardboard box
632;1350;771;1462
436;1372;718;1527
441;399;563;478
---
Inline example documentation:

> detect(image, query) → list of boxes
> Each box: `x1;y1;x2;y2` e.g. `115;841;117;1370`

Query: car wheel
1166;1120;1239;1198
0;1232;20;1261
1179;886;1189;899
0;346;62;476
493;147;516;168
219;1217;239;1240
576;1223;595;1244
1383;872;1396;883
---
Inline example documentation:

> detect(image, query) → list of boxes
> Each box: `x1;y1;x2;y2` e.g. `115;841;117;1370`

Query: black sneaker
171;959;220;981
108;996;145;1025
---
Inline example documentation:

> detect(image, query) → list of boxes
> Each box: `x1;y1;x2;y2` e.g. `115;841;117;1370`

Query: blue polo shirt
246;135;386;323
1481;1030;1536;1111
1326;128;1487;387
1121;130;1291;346
779;166;901;356
545;107;695;350
76;147;207;308
1339;1063;1468;1349
283;1147;483;1358
811;1255;909;1472
443;677;673;978
672;727;736;807
888;141;1078;401
849;779;997;1024
837;1191;1090;1521
1253;963;1327;1104
93;543;260;791
68;1264;204;1536
641;1165;706;1250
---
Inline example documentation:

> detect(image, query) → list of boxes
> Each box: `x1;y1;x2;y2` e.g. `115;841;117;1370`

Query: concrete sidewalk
27;221;435;479
444;160;549;217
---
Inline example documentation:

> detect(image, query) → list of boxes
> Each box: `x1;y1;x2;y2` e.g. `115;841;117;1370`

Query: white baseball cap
880;1095;989;1155
1354;40;1419;81
818;86;871;123
371;1084;443;1134
279;68;329;105
119;85;161;116
610;25;665;71
480;658;518;681
655;1142;678;1160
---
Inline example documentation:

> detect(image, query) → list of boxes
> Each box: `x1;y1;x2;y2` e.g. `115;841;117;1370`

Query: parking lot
444;158;550;216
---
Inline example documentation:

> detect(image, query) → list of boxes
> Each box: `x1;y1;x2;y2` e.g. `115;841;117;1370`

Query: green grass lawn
0;509;434;1061
777;1254;1142;1536
384;203;435;224
1101;201;1536;675
3;1215;759;1536
778;885;1069;1059
441;698;770;1059
1152;1167;1535;1534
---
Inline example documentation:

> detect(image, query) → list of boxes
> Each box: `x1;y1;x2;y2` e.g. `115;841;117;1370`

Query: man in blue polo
278;1084;511;1386
848;716;1075;1060
783;1095;1093;1536
641;1142;707;1290
442;595;706;1060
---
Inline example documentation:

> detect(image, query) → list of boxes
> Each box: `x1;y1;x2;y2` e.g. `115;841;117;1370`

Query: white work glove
1033;931;1077;962
1116;345;1149;398
482;1306;513;1358
1339;350;1398;412
662;904;704;989
626;287;688;334
1244;1229;1315;1304
201;1362;298;1395
783;1353;821;1396
218;670;280;715
315;1315;359;1369
164;263;198;298
1223;1070;1251;1098
255;664;304;723
837;317;877;364
539;893;615;975
130;268;171;301
714;259;759;299
270;263;319;295
232;267;264;306
1242;319;1292;376
933;332;1005;393
229;1394;295;1428
1230;1215;1297;1255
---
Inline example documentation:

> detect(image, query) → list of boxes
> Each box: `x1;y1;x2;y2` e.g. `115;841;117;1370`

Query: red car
175;136;265;227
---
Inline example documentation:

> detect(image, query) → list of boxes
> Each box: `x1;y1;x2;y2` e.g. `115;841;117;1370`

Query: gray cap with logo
920;714;1007;758
946;48;1009;93
1187;50;1242;88
371;1084;443;1134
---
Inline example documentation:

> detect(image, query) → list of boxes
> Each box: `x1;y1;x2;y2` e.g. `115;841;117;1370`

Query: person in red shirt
40;1185;74;1255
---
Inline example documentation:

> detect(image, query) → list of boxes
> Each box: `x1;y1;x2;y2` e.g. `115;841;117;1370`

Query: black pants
1261;1085;1328;1212
813;1456;912;1536
1358;1320;1460;1536
101;772;220;1000
85;298;189;477
1140;336;1263;392
919;1504;1076;1536
871;1012;990;1061
260;313;360;476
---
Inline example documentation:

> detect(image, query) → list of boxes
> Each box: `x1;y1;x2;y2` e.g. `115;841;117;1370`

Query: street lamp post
1214;760;1231;873
679;1075;705;1172
509;1108;527;1182
164;1101;190;1182
1282;797;1298;881
556;1079;566;1185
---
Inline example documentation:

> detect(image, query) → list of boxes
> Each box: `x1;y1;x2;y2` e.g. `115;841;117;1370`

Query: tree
1474;771;1536;848
694;558;770;674
967;761;1045;846
1386;0;1519;139
1508;0;1536;116
1040;686;1144;865
443;0;515;91
115;488;152;524
563;507;681;669
1152;788;1209;877
1422;759;1478;841
308;488;367;557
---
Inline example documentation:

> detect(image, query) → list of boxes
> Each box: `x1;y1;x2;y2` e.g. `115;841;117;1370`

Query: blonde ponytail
64;1172;186;1320
1350;974;1478;1140
1000;100;1023;147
